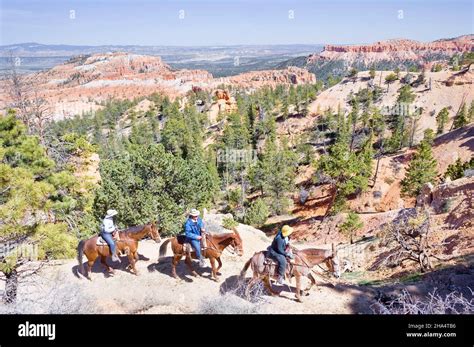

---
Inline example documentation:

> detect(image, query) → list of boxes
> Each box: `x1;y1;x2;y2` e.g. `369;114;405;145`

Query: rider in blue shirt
184;208;206;267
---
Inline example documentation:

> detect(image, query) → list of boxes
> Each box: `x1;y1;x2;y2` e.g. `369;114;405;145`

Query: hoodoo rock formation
0;52;316;119
306;35;473;66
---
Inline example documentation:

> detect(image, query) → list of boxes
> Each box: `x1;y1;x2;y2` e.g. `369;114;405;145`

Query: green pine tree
436;107;449;134
453;103;468;129
340;211;363;244
401;137;438;197
0;110;95;302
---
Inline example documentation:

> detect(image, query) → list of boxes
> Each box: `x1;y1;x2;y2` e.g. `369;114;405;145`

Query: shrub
340;211;363;244
197;293;263;314
440;198;453;213
0;275;102;314
372;288;473;314
431;64;443;72
445;157;474;180
222;216;239;230
198;278;268;314
244;198;269;227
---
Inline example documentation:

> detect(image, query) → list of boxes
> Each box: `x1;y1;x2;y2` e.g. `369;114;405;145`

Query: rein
316;263;330;274
203;233;223;256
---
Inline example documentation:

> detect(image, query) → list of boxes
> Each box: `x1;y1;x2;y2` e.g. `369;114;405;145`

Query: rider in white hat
101;209;121;263
184;208;206;267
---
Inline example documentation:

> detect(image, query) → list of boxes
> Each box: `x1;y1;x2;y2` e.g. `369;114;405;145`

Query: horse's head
149;221;161;243
326;243;341;278
230;228;244;256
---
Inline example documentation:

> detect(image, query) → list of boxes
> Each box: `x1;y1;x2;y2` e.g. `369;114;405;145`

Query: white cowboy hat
189;208;200;217
106;209;118;218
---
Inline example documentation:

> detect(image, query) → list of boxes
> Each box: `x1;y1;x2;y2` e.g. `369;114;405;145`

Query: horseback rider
184;208;207;267
268;225;294;284
100;209;121;263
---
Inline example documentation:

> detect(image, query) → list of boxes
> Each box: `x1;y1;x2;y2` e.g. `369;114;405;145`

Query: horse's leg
263;276;278;296
216;257;223;274
295;274;303;303
209;257;218;281
86;259;94;280
245;276;259;299
304;273;316;294
128;253;138;275
185;255;199;277
100;255;114;274
171;255;181;278
126;250;138;269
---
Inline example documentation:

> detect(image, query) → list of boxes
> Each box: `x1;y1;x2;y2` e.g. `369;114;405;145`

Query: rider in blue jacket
268;225;294;284
184;208;206;267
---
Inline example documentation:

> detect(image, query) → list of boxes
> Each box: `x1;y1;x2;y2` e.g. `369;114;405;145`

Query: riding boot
111;251;121;263
199;257;205;267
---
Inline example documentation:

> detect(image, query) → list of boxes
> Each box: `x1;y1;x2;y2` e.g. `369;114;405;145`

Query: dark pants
269;248;287;277
186;237;202;259
101;232;116;255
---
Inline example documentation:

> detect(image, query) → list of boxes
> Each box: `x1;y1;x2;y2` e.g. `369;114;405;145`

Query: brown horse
240;244;340;302
158;228;243;281
77;222;161;279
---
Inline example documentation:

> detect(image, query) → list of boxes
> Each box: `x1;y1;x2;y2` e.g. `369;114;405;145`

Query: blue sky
0;0;472;46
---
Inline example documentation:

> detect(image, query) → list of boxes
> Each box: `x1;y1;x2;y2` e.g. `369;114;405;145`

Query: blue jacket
184;217;204;240
271;231;291;256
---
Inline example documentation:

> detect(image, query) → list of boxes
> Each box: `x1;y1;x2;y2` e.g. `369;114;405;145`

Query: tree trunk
3;269;18;303
372;138;384;187
409;116;418;148
350;121;356;152
323;183;338;220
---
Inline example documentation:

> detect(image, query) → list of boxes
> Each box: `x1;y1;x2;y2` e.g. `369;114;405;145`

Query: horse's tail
158;238;171;260
77;239;86;277
240;256;253;278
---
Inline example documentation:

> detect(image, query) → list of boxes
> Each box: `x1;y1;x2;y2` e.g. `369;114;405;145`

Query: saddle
263;247;294;278
263;250;279;266
96;232;120;246
177;234;206;255
176;235;192;253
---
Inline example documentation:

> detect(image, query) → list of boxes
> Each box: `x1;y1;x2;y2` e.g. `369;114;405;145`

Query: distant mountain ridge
278;35;474;80
0;43;323;77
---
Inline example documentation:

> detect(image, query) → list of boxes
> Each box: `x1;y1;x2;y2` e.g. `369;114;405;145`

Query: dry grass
197;278;268;314
0;275;102;314
372;288;474;314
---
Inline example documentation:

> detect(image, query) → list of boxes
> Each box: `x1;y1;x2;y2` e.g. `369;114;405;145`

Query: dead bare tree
4;51;53;145
378;208;434;272
29;90;53;146
5;52;32;128
372;288;473;314
408;110;422;148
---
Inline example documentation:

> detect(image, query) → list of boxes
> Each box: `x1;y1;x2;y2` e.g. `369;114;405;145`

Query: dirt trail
10;221;375;314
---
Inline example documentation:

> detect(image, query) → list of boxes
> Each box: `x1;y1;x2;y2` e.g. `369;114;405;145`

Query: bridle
204;233;242;256
293;252;337;285
144;222;160;242
203;233;222;256
226;236;242;255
